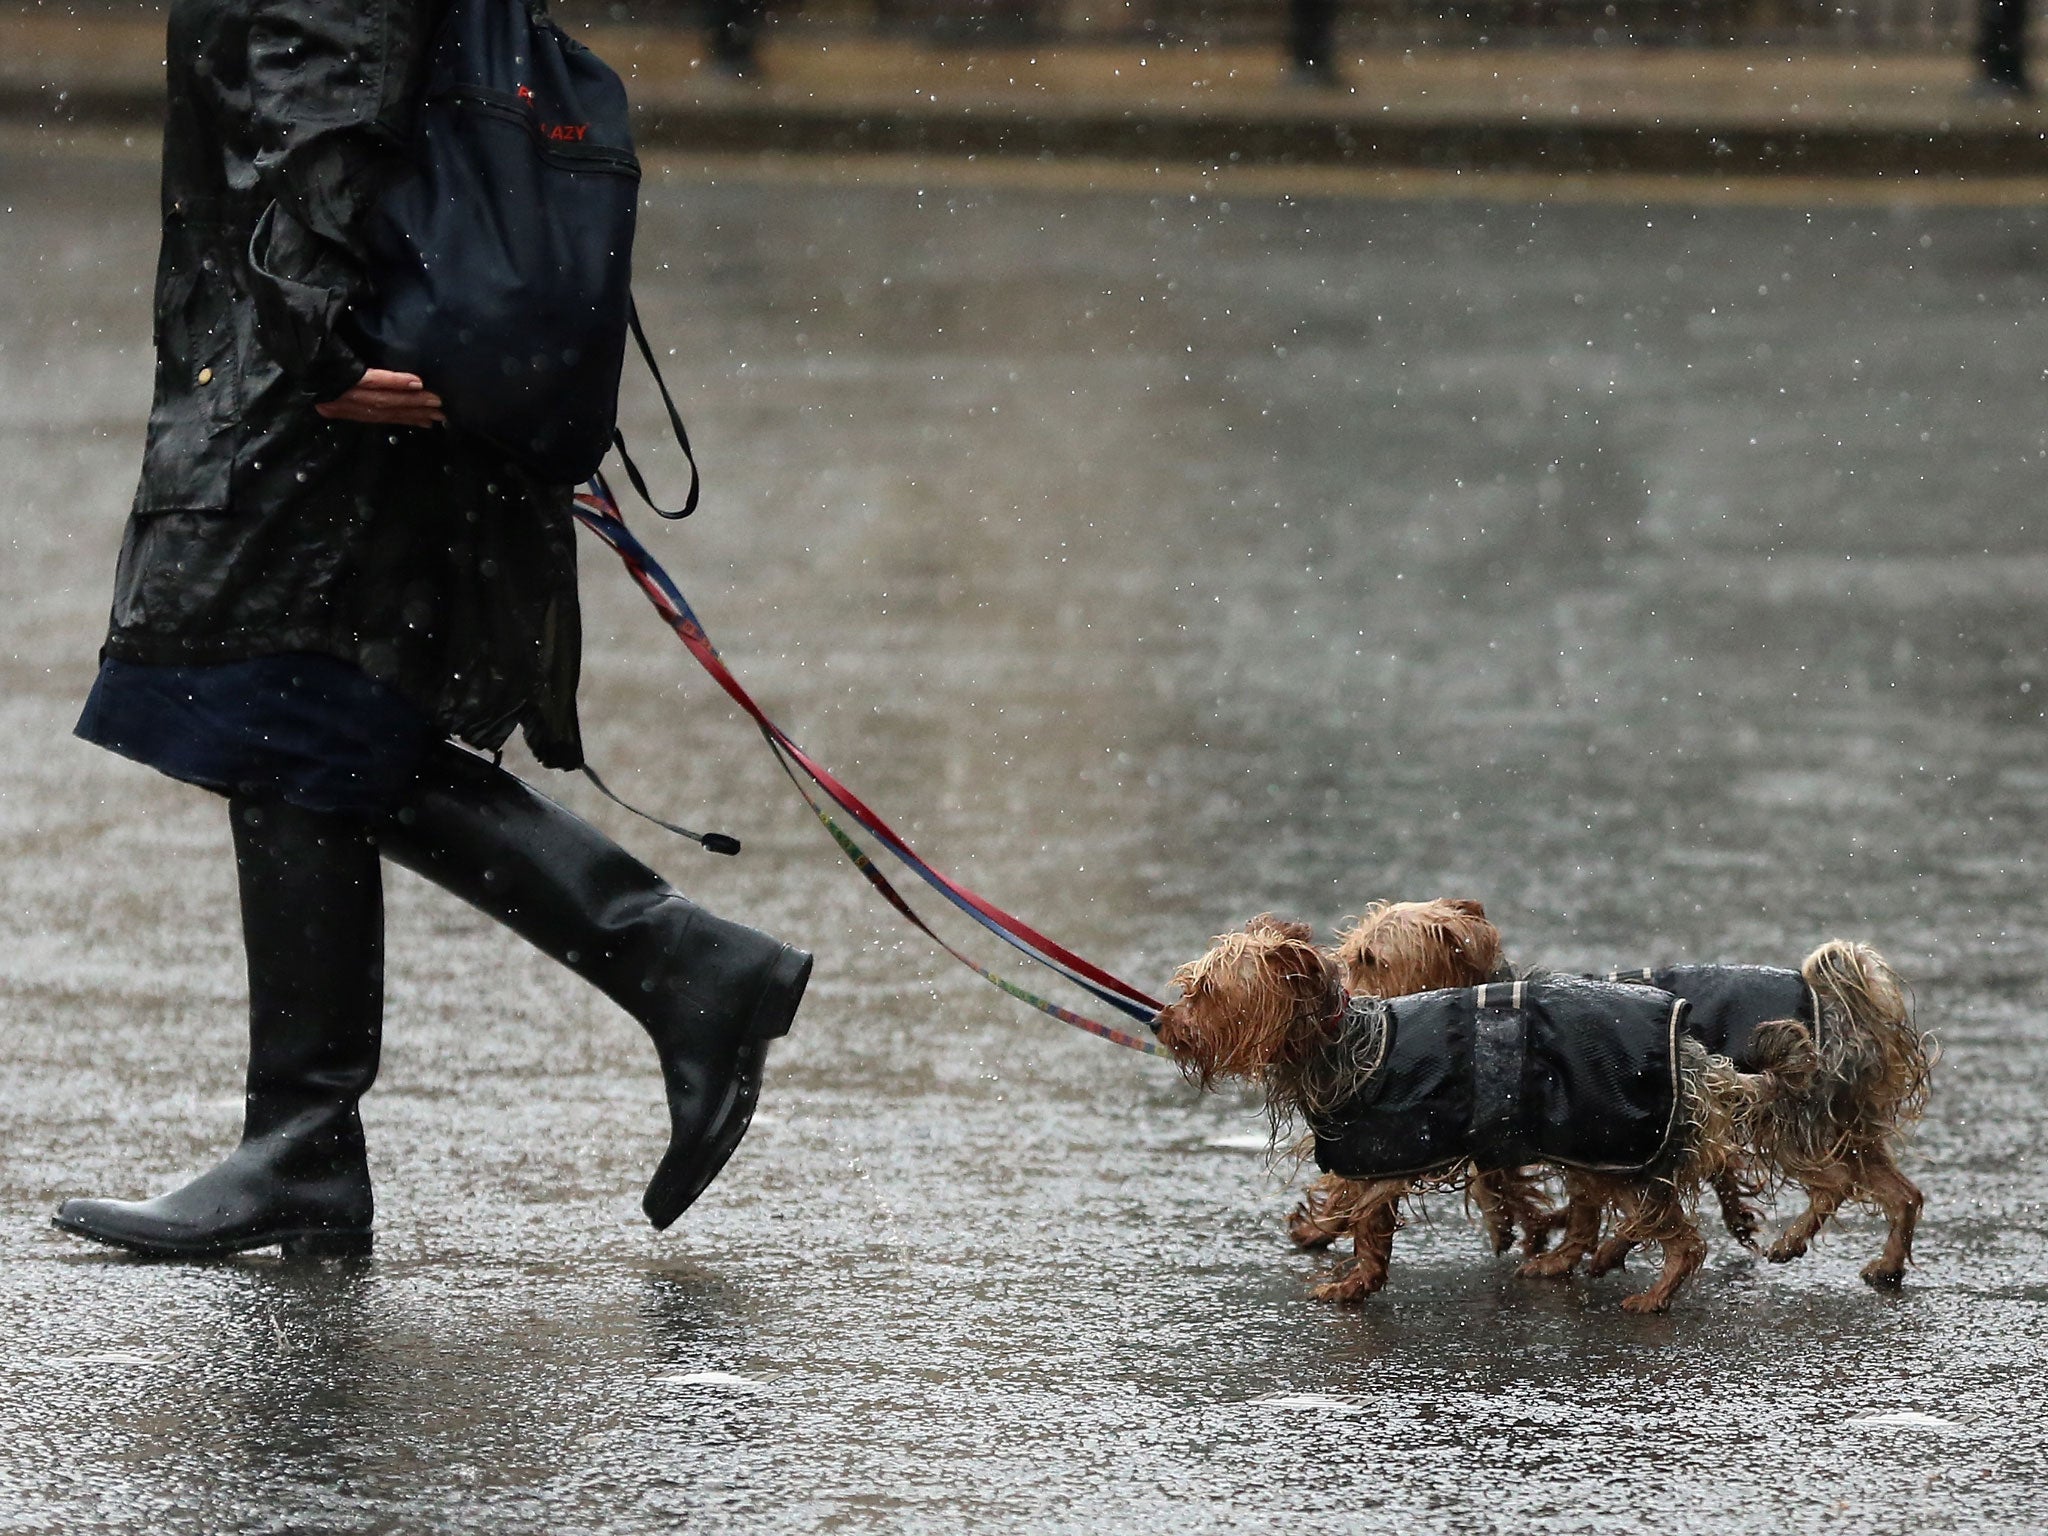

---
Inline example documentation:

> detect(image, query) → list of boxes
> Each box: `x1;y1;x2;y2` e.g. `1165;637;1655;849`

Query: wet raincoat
101;0;583;766
1311;977;1689;1181
1594;965;1819;1072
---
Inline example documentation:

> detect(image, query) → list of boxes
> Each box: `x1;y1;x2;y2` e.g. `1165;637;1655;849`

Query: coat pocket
135;258;243;513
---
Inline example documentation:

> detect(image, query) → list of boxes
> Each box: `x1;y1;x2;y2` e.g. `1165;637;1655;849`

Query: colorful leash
570;472;1170;1059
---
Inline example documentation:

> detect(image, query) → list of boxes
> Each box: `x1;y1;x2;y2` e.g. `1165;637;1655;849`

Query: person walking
53;0;811;1260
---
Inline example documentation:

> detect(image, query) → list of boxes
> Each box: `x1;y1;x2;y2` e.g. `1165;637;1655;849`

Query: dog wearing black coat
1155;915;1777;1312
1334;899;1935;1286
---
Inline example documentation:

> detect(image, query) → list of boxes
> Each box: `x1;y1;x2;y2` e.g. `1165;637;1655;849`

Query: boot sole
643;945;812;1229
51;1214;373;1261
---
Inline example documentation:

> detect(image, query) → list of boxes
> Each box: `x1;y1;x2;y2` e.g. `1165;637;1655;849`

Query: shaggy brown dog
1337;899;1934;1286
1156;915;1770;1312
1746;943;1930;1283
1334;896;1503;1002
1286;898;1550;1260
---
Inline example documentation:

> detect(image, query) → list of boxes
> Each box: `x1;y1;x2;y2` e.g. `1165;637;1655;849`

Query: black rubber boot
54;798;383;1259
377;743;810;1229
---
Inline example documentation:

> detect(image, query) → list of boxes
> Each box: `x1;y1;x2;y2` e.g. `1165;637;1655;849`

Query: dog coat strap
1468;1001;1528;1168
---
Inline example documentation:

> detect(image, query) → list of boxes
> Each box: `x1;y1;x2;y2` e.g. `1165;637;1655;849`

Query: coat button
197;367;213;385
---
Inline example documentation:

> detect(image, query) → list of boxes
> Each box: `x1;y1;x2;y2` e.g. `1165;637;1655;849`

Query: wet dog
1337;898;1934;1285
1155;915;1774;1311
1318;896;1765;1267
1283;899;1553;1261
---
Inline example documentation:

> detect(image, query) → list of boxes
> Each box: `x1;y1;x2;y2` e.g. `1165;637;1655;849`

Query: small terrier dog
1308;897;1659;1274
1335;898;1934;1285
1156;915;1774;1312
1284;899;1553;1261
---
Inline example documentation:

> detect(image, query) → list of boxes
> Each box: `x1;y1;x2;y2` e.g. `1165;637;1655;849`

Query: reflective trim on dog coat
1596;964;1819;1072
1311;977;1689;1181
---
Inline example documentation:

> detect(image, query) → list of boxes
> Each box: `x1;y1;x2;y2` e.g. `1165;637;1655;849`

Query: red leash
572;474;1169;1058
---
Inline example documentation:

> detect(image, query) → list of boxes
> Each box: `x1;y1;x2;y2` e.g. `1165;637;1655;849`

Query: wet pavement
4;143;2048;1531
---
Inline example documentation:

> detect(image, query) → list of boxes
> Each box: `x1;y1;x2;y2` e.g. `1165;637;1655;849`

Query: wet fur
1528;1040;1771;1312
1515;945;1927;1285
1301;899;1553;1260
1333;897;1505;1002
1158;915;1342;1111
1153;916;1467;1303
1341;904;1934;1287
1157;910;1757;1311
1752;942;1934;1284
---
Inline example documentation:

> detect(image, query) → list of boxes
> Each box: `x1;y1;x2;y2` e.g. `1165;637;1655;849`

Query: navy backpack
354;0;696;509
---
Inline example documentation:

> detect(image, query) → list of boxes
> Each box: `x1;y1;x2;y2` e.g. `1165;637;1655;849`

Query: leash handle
581;763;740;856
612;296;701;520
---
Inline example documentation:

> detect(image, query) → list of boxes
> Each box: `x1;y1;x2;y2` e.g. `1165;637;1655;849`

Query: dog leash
570;473;1170;1059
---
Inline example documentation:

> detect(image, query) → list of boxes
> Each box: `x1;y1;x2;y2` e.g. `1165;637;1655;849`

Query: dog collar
1321;987;1352;1038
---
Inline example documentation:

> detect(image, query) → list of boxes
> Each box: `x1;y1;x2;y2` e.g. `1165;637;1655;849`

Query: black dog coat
1594;965;1820;1072
1312;977;1689;1182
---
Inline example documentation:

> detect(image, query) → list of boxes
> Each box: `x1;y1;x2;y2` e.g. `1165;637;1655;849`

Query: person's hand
316;368;447;427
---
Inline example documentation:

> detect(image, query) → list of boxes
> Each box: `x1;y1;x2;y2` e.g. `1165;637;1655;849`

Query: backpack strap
612;296;701;520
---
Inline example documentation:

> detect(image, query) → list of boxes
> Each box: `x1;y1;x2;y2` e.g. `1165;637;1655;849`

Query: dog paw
1585;1242;1632;1278
1619;1292;1672;1315
1766;1238;1807;1265
1860;1260;1906;1288
1285;1211;1339;1251
1517;1249;1581;1280
1309;1275;1381;1305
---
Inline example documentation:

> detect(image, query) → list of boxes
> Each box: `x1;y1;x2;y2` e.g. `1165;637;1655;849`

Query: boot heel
751;946;812;1040
280;1229;373;1259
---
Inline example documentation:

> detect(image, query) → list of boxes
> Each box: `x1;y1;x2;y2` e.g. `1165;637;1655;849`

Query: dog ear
1445;898;1487;918
1436;907;1502;980
1246;913;1316;944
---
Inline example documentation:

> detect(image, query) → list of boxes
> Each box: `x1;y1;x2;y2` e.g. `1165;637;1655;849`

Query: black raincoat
102;0;583;765
1311;977;1689;1181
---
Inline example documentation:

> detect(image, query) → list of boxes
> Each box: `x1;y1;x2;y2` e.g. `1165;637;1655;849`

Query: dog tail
1745;1016;1822;1102
1803;940;1910;1036
1801;939;1936;1126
